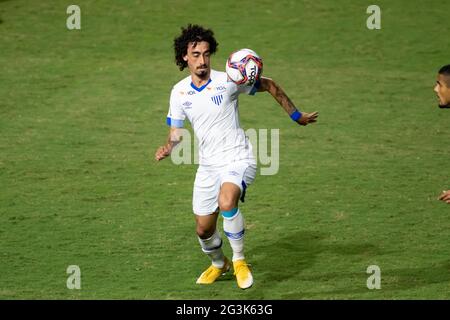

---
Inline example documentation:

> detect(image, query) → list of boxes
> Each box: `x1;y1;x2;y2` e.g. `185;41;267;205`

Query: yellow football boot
233;260;253;289
196;258;231;284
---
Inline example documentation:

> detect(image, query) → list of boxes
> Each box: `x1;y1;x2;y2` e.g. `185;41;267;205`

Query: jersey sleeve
166;88;185;128
236;78;261;96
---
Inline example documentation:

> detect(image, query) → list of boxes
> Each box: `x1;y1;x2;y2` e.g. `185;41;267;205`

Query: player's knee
196;224;215;239
219;197;237;212
219;184;240;211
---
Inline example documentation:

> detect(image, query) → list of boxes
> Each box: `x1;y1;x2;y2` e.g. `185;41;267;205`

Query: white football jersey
167;69;259;167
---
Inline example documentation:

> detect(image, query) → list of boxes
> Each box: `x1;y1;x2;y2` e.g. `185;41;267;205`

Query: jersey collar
190;78;212;92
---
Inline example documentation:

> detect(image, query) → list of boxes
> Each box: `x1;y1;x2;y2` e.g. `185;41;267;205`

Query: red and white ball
226;48;263;86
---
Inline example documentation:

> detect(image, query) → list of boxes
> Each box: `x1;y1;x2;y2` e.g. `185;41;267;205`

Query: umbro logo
182;101;192;107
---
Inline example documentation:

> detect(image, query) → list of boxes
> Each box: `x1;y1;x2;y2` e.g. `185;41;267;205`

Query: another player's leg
219;182;253;289
195;211;231;284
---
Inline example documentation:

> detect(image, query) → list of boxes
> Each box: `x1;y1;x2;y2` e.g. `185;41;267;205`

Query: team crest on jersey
211;94;223;106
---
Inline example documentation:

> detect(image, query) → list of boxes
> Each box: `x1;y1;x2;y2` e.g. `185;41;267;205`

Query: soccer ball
226;48;263;86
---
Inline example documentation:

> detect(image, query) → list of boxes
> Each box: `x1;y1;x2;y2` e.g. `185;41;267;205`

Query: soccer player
434;64;450;109
434;65;450;204
155;24;318;289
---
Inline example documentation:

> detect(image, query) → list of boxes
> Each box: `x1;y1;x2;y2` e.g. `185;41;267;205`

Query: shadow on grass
301;260;450;298
249;230;326;283
384;260;450;294
250;230;450;298
249;230;381;287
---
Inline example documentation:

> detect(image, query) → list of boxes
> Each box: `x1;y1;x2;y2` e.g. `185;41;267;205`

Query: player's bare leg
195;211;231;284
195;210;219;239
219;182;253;289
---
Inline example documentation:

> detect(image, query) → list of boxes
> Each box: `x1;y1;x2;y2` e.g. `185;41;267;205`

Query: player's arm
258;76;318;126
155;127;183;161
438;190;450;204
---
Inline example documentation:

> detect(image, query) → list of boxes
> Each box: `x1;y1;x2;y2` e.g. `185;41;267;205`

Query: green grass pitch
1;0;450;299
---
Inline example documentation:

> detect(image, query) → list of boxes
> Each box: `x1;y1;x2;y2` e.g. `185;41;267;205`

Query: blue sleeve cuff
166;117;184;128
249;79;261;96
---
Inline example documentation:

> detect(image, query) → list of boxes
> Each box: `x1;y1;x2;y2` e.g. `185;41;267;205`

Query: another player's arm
155;127;182;161
438;190;450;204
258;76;318;126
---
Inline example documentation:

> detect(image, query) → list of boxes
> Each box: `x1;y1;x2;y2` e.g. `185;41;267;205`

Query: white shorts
193;160;257;215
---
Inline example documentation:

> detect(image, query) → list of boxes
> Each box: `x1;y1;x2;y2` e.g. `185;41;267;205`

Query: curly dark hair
174;24;218;71
439;65;450;86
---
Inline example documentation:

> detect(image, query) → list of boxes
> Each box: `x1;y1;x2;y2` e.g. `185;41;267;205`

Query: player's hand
155;145;172;161
297;111;319;126
438;190;450;204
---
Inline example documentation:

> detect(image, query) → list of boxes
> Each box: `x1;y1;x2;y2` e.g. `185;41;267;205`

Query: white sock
198;229;225;268
223;208;245;262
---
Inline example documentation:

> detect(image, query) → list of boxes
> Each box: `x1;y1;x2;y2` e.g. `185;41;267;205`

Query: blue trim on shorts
240;181;247;203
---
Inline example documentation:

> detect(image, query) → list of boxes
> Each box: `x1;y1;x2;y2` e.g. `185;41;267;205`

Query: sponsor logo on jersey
215;86;226;91
187;90;196;95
